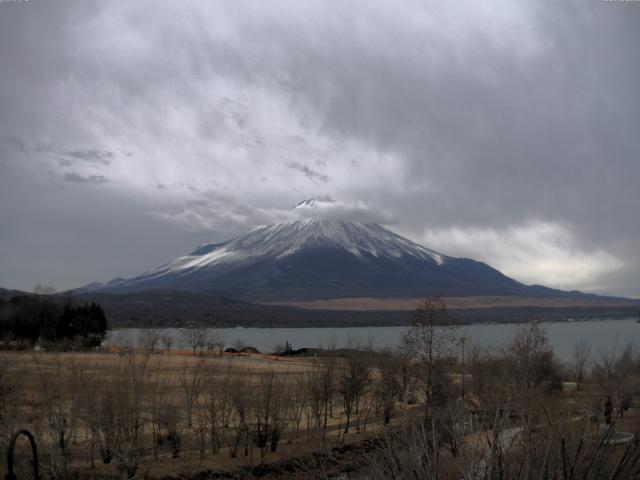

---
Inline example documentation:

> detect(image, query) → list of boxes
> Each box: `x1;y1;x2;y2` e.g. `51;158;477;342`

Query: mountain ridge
79;213;607;302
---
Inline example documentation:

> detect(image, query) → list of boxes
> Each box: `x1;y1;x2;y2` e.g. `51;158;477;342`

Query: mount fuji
81;200;597;302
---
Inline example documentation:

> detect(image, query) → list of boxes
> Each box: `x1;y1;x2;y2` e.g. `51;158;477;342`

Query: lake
105;317;640;362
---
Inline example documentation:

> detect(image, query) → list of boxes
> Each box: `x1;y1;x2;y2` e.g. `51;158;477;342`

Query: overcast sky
1;1;639;297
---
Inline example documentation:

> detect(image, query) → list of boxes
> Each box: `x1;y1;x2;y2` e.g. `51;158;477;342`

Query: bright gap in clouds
419;221;622;293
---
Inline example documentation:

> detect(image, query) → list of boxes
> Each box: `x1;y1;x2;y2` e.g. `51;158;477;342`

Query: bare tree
79;369;105;469
139;329;161;353
181;326;210;356
161;334;173;354
466;343;511;409
366;401;640;480
0;359;16;427
571;339;592;389
179;358;206;427
374;353;402;425
337;353;371;433
592;342;639;418
208;330;226;356
230;378;250;459
247;369;290;463
507;323;559;390
401;297;456;420
202;359;235;454
306;359;335;435
289;373;308;437
147;368;168;460
33;354;81;477
93;348;152;478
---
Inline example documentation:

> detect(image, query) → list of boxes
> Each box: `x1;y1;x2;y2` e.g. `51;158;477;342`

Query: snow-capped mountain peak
152;219;445;277
89;218;447;292
292;198;324;210
82;205;541;301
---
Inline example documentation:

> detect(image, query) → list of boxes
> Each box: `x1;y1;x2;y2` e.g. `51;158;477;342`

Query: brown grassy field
2;320;640;480
0;348;404;479
267;295;639;311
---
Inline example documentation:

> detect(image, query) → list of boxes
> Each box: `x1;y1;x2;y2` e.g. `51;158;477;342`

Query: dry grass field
0;348;406;479
268;295;639;311
2;317;640;479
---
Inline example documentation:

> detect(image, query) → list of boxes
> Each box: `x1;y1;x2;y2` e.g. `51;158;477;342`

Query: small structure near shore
240;346;260;354
224;345;261;354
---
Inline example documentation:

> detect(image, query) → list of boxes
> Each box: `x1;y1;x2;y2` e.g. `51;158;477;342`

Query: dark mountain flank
80;209;604;302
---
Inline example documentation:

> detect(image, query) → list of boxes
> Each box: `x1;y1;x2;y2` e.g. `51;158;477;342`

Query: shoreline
105;311;640;330
106;314;640;331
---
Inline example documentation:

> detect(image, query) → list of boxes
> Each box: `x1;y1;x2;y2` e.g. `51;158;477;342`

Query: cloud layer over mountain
0;1;638;296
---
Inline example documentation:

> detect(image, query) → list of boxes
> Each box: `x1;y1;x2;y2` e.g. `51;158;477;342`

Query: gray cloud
152;190;290;233
62;172;109;184
1;137;114;167
63;149;113;165
291;197;394;224
288;162;329;184
0;0;638;296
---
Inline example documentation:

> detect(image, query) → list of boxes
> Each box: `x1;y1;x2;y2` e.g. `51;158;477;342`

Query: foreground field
0;348;408;479
2;317;640;479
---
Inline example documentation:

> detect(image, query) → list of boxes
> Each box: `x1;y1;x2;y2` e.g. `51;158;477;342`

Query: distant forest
74;290;640;328
0;295;107;348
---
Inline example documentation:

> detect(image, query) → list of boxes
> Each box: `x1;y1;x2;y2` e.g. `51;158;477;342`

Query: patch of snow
169;219;447;268
110;218;449;288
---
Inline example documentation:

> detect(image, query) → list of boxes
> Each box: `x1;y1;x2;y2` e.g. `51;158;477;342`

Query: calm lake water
105;318;640;362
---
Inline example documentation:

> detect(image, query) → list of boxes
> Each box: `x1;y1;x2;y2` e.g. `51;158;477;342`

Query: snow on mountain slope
104;219;446;287
83;199;592;301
